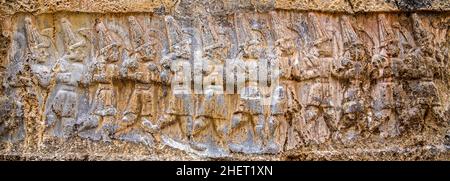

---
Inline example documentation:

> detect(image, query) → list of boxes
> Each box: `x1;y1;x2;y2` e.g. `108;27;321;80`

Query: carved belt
97;83;113;89
60;85;76;91
135;83;151;89
313;77;329;83
376;78;393;83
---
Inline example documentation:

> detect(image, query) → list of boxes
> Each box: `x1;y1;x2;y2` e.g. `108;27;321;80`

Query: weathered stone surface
0;0;449;160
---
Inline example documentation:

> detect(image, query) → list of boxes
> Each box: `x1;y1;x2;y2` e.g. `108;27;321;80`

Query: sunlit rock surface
0;0;449;160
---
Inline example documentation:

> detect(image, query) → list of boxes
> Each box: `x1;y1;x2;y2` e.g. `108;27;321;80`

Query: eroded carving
1;11;448;158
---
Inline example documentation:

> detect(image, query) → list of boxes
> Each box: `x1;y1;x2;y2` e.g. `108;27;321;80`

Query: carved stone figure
23;16;56;148
229;15;267;153
0;31;28;143
78;19;121;142
117;16;162;145
396;13;443;133
331;16;369;144
24;17;54;90
45;18;88;138
153;15;194;148
267;11;301;152
190;16;229;156
368;14;400;138
1;3;449;160
292;13;334;145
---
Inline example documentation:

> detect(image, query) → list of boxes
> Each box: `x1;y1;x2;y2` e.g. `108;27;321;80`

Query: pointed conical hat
60;18;79;47
340;16;361;48
378;14;397;47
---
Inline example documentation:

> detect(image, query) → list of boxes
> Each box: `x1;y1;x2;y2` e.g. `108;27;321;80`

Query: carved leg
121;89;141;128
61;117;76;139
302;106;319;144
101;116;118;142
193;116;208;136
267;114;287;153
228;113;250;153
190;116;209;151
253;114;266;150
141;115;158;134
286;112;302;150
213;118;229;152
378;109;399;138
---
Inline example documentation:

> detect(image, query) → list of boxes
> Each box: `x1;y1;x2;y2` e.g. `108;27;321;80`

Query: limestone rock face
0;0;449;160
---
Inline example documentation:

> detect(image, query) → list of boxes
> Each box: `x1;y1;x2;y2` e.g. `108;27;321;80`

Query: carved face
128;16;138;26
107;46;120;63
24;17;33;34
279;39;296;56
385;40;400;57
60;18;71;29
343;112;356;121
140;45;157;62
36;48;50;63
349;44;366;62
306;46;320;59
138;37;160;62
95;21;107;33
172;36;192;59
244;41;264;59
421;40;435;57
207;45;228;60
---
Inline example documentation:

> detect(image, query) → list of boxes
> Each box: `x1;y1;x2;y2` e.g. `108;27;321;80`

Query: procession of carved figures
0;11;448;156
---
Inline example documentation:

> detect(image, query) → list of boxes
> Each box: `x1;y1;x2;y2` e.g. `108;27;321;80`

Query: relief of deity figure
291;13;335;145
0;30;28;143
117;16;162;146
331;16;369;144
396;13;444;133
367;14;400;138
24;17;55;91
266;11;302;152
45;18;89;138
23;16;56;148
78;19;122;142
190;16;230;157
152;15;194;149
228;15;267;154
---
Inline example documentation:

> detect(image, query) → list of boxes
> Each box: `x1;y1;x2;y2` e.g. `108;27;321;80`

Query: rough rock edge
0;0;449;16
0;0;449;161
0;145;448;160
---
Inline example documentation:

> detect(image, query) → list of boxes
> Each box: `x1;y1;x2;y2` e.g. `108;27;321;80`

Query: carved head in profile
347;43;367;62
128;16;138;27
205;43;228;61
60;18;72;32
418;35;435;57
106;45;120;63
36;48;51;64
142;36;162;62
24;17;34;35
173;40;191;60
381;39;400;58
276;37;297;56
94;20;119;63
243;41;262;59
242;19;267;59
305;44;320;60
